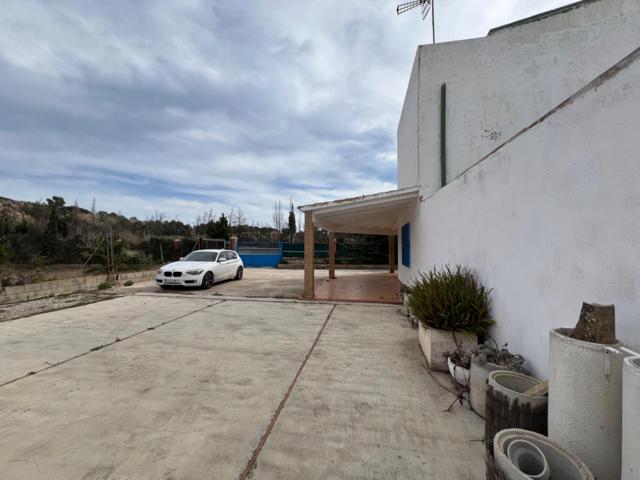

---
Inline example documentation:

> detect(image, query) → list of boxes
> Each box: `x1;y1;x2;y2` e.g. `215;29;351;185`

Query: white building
300;0;640;377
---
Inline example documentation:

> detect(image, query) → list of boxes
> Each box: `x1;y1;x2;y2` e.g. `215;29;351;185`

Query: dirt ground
0;293;111;323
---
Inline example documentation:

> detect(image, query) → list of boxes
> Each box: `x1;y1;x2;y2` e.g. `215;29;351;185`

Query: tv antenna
396;0;436;44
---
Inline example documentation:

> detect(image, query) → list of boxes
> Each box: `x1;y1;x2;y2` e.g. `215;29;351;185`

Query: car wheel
201;272;214;289
235;267;243;280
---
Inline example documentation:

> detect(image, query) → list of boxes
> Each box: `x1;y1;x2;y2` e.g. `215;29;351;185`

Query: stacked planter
622;356;640;480
485;371;548;480
493;429;594;480
548;328;624;480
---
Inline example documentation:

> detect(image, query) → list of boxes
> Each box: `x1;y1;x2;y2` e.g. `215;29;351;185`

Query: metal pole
431;0;436;44
440;83;447;187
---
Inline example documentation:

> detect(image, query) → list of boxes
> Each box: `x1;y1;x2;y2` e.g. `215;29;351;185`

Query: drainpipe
440;83;447;188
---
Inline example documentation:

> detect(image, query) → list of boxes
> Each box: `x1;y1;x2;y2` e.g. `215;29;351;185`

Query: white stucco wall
397;0;640;193
399;48;640;377
397;50;420;189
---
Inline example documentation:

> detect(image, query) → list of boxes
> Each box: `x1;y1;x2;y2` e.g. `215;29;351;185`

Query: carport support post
389;235;396;274
328;232;336;280
303;211;315;299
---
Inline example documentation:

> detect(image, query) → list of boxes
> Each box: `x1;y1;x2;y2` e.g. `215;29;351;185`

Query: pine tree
287;200;296;243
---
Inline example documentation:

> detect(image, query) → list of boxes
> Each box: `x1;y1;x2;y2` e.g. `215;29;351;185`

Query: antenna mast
396;0;436;44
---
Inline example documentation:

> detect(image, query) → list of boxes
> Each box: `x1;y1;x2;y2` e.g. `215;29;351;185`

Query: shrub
97;281;112;290
123;280;134;286
407;265;493;335
470;343;527;373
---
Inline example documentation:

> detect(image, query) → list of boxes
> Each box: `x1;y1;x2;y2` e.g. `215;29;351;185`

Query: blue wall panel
238;242;283;268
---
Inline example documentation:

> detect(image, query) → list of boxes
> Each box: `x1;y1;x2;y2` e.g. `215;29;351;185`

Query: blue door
401;223;410;267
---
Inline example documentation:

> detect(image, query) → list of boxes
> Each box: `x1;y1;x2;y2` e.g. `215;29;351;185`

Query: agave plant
407;265;494;335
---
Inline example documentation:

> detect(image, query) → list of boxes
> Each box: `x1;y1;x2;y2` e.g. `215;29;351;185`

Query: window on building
401;223;410;267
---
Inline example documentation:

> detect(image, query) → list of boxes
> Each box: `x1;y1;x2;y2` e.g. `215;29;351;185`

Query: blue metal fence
237;242;283;268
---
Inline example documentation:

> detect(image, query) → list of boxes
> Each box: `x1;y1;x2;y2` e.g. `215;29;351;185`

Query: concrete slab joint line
238;304;337;480
0;300;224;389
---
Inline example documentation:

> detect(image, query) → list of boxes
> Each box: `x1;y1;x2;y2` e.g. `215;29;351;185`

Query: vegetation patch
408;265;493;335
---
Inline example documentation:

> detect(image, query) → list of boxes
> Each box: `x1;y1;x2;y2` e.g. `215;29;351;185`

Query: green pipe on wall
440;83;447;188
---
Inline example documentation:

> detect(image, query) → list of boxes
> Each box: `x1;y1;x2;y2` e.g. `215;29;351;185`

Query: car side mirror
218;258;226;263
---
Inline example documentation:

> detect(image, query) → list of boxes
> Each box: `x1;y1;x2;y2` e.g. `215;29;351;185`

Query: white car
155;249;244;289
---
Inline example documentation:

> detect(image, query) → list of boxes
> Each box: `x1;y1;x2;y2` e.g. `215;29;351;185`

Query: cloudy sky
0;0;574;225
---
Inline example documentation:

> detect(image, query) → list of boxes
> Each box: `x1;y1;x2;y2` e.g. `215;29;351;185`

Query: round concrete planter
494;429;594;480
548;328;623;480
488;371;547;411
470;356;510;418
485;370;548;461
418;322;477;372
506;439;550;480
622;356;640;480
447;356;470;386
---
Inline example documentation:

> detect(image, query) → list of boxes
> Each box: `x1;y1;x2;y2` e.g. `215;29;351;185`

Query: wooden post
328;232;336;280
389;235;396;274
303;211;315;299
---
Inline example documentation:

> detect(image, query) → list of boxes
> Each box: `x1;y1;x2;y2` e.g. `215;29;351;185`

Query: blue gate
237;242;283;268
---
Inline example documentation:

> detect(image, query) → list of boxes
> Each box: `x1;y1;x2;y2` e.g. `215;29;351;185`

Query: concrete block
418;322;477;372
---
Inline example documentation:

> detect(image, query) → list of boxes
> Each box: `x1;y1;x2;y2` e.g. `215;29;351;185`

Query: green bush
97;281;112;290
123;280;134;286
407;265;494;335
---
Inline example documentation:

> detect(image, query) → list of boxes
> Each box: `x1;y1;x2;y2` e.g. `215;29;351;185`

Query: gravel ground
0;293;116;323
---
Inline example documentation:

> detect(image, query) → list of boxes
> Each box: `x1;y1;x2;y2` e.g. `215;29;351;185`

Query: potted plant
469;342;527;418
446;346;471;386
407;265;493;372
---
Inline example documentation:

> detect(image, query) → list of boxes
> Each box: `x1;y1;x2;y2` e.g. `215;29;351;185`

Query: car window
229;251;238;260
219;252;229;261
183;251;218;262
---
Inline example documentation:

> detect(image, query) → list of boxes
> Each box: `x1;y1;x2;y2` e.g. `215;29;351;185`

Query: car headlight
186;270;204;275
157;269;163;274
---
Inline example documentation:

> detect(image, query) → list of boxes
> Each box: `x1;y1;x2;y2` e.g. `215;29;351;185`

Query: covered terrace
299;187;419;303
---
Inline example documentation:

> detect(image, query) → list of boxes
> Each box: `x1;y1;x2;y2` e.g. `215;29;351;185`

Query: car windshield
182;251;218;262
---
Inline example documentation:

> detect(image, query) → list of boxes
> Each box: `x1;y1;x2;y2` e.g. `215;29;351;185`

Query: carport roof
298;187;419;235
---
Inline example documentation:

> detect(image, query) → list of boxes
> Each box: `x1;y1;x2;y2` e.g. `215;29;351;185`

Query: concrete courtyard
0;293;484;479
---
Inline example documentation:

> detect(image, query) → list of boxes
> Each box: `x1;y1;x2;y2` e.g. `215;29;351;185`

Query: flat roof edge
299;186;419;213
488;0;601;35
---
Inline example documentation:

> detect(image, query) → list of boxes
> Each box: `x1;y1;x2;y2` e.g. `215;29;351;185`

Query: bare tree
236;207;246;226
272;200;284;238
151;211;166;222
91;196;96;223
195;209;215;226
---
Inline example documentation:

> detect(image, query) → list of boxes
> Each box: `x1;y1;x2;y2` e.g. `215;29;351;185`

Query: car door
211;251;225;281
226;251;240;277
218;251;233;279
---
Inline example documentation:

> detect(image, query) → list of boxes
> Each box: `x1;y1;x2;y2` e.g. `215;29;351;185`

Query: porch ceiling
299;187;419;235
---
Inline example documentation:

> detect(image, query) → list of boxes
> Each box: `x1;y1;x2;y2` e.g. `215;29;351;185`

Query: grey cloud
0;0;576;223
